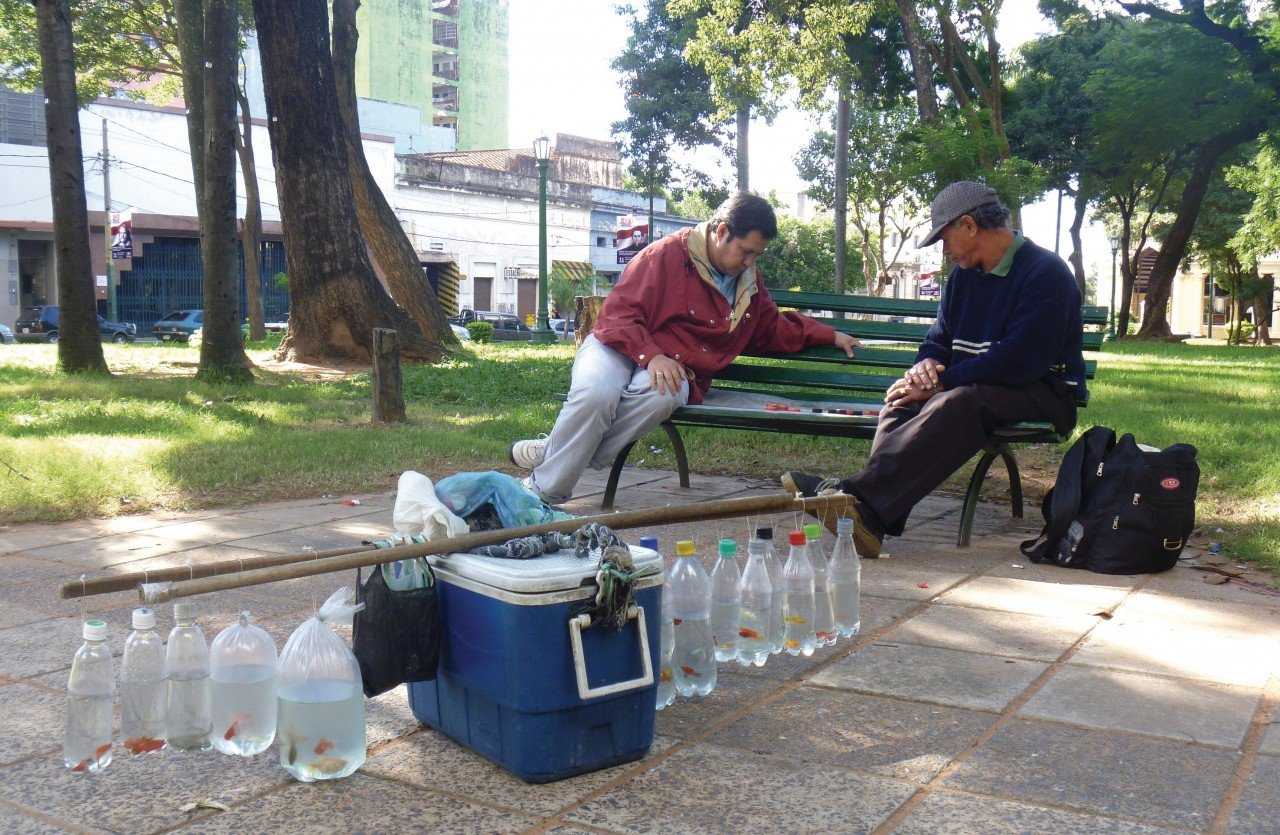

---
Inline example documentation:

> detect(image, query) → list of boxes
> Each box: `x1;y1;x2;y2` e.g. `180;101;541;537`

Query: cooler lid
427;545;663;594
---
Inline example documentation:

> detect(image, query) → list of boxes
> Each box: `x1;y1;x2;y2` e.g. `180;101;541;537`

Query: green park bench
597;289;1108;547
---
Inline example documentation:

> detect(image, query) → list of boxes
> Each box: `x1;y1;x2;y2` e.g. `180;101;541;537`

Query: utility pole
101;119;116;321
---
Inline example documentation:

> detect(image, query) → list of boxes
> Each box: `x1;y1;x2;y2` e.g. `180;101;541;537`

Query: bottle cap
638;536;659;552
754;525;773;540
173;600;196;621
83;619;109;641
788;530;806;546
836;517;854;535
804;523;822;539
131;607;156;630
718;538;736;557
675;540;696;557
747;537;766;555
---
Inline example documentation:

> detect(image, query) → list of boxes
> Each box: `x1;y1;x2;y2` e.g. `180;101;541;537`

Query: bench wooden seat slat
589;288;1104;548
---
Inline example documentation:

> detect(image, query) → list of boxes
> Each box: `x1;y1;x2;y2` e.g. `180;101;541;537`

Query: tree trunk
235;84;265;342
1067;189;1087;297
172;0;206;205
833;83;849;301
894;0;938;125
196;0;251;382
252;0;441;362
34;0;107;374
1137;120;1265;340
736;103;749;192
331;0;454;352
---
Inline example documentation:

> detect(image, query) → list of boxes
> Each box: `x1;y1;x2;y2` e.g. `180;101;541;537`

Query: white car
0;323;14;344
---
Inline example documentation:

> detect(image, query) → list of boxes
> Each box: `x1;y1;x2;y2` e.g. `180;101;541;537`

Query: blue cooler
409;546;663;783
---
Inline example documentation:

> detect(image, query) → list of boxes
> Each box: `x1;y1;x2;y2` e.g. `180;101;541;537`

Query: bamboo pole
138;492;856;604
58;542;383;600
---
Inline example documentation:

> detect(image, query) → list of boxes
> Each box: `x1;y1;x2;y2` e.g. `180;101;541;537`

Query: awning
552;260;594;283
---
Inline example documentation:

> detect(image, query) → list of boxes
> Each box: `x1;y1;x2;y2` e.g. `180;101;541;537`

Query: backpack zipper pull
1132;493;1140;506
1097;463;1105;477
1112;516;1119;530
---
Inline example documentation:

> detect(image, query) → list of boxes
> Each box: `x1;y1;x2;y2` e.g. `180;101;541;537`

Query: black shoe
780;471;843;498
781;471;883;557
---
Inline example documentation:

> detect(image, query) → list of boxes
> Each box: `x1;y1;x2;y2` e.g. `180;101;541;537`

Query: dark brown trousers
841;379;1077;536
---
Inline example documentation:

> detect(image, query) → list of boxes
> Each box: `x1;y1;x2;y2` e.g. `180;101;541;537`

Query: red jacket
592;226;837;404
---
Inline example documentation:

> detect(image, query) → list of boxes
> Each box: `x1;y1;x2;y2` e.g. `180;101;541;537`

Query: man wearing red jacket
510;193;858;504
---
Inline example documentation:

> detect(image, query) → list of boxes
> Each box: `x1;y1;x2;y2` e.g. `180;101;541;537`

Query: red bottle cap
788;530;806;546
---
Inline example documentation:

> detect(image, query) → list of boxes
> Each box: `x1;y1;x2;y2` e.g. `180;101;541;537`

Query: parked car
549;318;576;340
13;306;137;343
0;323;14;344
152;309;204;342
454;310;532;341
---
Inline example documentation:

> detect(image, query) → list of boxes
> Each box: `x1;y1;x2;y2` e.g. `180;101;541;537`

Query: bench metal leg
957;442;1023;547
661;422;691;488
601;441;637;510
999;444;1024;519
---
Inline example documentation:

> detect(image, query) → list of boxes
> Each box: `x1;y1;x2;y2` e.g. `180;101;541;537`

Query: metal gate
116;237;289;334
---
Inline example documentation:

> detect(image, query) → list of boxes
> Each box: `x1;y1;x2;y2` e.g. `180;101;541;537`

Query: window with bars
0;85;46;147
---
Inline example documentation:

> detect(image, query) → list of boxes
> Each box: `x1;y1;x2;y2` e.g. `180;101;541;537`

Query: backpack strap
1021;427;1116;562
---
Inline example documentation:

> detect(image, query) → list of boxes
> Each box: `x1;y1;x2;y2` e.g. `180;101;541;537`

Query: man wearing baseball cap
782;181;1085;558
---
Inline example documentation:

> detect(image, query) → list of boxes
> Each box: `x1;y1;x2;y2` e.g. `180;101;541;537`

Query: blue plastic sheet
434;471;576;529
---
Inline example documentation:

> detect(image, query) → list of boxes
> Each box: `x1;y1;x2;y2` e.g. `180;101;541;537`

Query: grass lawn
1;338;1277;568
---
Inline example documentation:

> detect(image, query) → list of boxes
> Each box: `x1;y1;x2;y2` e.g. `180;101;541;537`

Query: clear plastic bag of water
277;588;365;782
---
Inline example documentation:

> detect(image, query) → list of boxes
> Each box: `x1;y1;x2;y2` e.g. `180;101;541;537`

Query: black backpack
1020;427;1199;575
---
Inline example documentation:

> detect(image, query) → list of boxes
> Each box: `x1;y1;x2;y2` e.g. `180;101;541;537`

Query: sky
507;2;1112;289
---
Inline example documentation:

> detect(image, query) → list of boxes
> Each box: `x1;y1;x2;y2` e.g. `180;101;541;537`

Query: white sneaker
520;475;548;502
509;435;549;469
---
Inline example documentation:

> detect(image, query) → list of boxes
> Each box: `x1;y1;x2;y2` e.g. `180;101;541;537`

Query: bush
1226;320;1256;343
467;321;494;343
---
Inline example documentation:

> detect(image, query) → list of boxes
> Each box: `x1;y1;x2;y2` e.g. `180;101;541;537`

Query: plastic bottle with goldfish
829;516;862;638
120;607;167;755
781;530;818;656
165;601;212;752
805;523;838;647
668;540;716;697
735;537;772;666
64;620;115;773
756;525;785;654
709;538;742;662
642;536;677;710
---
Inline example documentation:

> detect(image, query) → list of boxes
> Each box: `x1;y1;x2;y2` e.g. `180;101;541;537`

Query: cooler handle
568;605;654;700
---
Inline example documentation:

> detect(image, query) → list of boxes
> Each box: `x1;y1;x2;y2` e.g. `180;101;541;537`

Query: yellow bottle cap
675;540;696;556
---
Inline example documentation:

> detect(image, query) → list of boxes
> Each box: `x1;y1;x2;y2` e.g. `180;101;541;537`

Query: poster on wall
110;210;133;260
918;272;940;300
615;214;649;265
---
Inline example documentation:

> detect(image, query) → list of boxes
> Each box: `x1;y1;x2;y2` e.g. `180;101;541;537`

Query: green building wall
353;0;508;152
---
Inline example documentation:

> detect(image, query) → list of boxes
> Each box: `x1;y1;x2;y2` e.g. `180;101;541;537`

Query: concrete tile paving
565;742;915;834
811;642;1049;712
1021;665;1260;747
944;719;1237;829
709;686;993;783
0;466;1274;833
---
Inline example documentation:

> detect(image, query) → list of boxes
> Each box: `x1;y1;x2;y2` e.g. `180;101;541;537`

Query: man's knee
564;377;624;418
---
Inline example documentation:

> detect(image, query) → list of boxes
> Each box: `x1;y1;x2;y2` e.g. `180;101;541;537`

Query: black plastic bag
352;560;441;697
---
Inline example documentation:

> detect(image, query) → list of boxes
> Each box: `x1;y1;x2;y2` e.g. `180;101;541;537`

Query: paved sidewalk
1;468;1279;834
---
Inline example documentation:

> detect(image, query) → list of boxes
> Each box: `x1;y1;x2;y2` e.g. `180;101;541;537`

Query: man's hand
905;358;945;392
833;331;860;358
647;354;687;396
884;377;934;409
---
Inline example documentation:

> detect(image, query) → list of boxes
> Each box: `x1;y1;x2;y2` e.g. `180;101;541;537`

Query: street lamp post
530;135;556;345
1107;232;1120;340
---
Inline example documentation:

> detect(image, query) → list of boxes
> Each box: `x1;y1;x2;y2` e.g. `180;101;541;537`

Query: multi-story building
396;133;697;320
353;0;509;152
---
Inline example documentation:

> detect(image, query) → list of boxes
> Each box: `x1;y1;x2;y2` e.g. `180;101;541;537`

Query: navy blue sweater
919;237;1086;400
